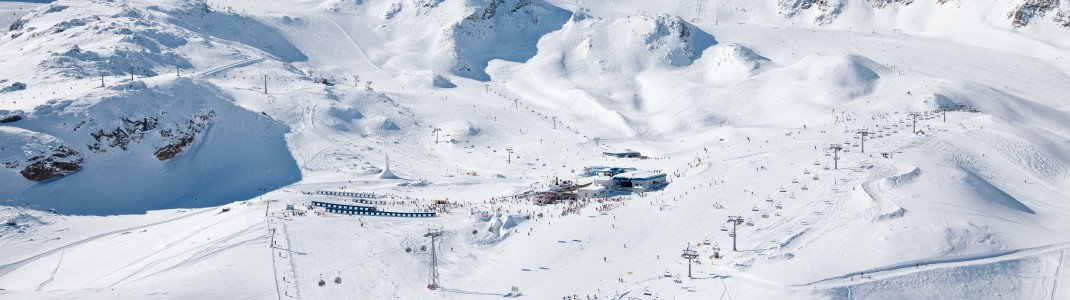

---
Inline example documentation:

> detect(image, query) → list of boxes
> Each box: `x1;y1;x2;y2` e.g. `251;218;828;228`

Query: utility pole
263;75;268;94
910;112;920;133
100;74;105;87
856;130;872;153
506;147;514;164
829;144;843;170
594;137;601;147
424;229;443;290
432;128;441;143
681;245;699;278
727;216;744;251
941;107;947;122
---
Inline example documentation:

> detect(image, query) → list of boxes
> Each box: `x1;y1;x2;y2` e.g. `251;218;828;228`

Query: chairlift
813;175;820;180
746;221;754;226
318;274;326;287
751;205;759;211
789;194;797;199
801;186;809;191
803;170;811;175
791;178;799;183
779;187;787;193
335;272;342;284
766;196;774;202
761;213;769;218
775;203;783;209
720;225;728;231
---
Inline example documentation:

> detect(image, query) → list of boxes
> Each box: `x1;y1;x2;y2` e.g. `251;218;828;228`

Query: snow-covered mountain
0;0;1068;299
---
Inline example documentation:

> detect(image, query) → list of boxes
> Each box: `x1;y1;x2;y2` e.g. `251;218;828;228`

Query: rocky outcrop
777;0;845;25
84;110;214;161
154;111;214;161
778;0;1067;28
1;128;84;181
1010;0;1059;27
19;145;83;181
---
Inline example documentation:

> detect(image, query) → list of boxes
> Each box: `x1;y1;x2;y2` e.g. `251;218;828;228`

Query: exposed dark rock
1010;0;1058;27
17;145;83;181
153;110;215;161
0;114;22;123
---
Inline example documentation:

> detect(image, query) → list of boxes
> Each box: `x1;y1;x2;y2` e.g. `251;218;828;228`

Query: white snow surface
0;0;1069;299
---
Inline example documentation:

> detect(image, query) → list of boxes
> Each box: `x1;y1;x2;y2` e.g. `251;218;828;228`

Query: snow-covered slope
1;0;1069;299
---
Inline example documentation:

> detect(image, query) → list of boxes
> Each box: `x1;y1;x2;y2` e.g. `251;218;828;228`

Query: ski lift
779;187;787;193
766;196;774;202
801;186;809;191
813;175;820;180
813;161;821;166
803;170;811;175
720;225;728;231
751;205;759;211
761;213;769;218
746;221;754;226
775;202;783;209
791;178;799;183
318;274;326;287
335;272;341;284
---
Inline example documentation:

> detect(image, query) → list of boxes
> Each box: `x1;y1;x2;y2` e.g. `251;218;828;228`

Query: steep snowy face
0;0;302;215
449;0;572;80
777;0;1070;28
0;78;300;215
529;14;715;75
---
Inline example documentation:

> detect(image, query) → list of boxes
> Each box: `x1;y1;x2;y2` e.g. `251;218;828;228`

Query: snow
0;0;1068;299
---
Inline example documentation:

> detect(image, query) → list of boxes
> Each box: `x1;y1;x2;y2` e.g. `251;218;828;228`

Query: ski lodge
602;149;642;158
578;170;668;198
